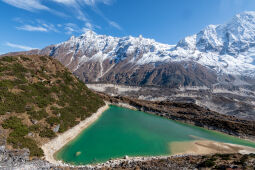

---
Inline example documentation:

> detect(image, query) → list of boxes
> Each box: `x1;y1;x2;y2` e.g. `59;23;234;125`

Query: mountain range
9;11;255;88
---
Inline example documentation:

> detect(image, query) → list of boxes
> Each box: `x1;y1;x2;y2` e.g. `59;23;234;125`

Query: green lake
56;105;255;165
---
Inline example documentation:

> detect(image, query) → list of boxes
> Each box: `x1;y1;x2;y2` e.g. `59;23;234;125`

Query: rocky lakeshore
2;146;254;170
0;146;53;169
99;153;255;170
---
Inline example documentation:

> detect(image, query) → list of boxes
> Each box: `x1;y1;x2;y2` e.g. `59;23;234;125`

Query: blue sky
1;0;255;54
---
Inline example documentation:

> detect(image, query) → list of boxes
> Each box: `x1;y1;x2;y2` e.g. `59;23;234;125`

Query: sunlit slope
0;55;104;157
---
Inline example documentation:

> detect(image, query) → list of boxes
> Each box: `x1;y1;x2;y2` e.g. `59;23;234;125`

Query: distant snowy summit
8;11;255;87
174;11;255;77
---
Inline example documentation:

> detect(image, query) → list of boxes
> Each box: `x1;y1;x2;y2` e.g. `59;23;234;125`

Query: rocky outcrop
0;147;53;169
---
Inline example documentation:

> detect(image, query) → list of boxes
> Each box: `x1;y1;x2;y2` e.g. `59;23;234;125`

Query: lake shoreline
43;141;255;168
40;99;255;168
43;103;255;168
41;102;110;166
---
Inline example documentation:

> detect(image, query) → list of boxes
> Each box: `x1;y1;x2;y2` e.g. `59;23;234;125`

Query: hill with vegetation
0;55;104;157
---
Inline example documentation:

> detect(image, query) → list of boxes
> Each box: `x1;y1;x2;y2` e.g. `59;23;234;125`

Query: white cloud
15;20;59;32
109;21;122;30
83;0;113;6
64;23;79;34
85;22;93;29
51;0;118;29
84;1;122;30
64;22;100;34
51;0;89;21
2;0;49;11
76;9;89;22
81;22;102;33
81;22;93;32
16;25;48;32
3;0;121;32
2;0;66;17
37;20;59;32
52;0;76;5
6;42;36;51
52;0;113;6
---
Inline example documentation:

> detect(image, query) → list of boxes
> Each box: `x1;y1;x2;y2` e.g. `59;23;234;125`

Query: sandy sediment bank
170;140;255;156
115;102;137;110
92;141;255;168
41;102;109;165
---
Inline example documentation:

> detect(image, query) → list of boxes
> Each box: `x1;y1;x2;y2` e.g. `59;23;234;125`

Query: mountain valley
1;10;255;170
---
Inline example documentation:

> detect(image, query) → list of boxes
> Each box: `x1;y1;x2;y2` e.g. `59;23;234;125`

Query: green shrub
46;117;60;126
31;82;50;95
1;56;16;62
29;125;40;132
3;93;27;113
20;56;31;61
12;63;28;73
27;109;48;120
39;56;47;62
7;136;43;157
0;80;15;89
239;155;249;165
2;117;28;134
58;123;68;133
0;107;7;115
198;159;215;168
57;100;66;107
22;137;44;157
39;128;56;139
1;117;42;157
9;127;29;137
219;154;231;160
61;71;73;84
0;66;10;72
35;96;51;108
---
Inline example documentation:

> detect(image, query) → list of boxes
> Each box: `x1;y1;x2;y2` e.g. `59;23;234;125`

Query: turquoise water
56;105;255;165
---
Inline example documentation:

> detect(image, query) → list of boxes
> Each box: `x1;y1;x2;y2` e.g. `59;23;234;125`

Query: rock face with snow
174;11;255;77
7;11;255;87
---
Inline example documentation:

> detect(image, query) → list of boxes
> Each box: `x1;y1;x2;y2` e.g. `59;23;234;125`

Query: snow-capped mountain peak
40;11;255;78
171;11;255;77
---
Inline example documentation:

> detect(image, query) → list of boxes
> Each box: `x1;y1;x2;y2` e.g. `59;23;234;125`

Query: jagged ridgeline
0;55;104;157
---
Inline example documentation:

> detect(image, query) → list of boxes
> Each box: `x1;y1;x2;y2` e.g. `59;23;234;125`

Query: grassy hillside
0;55;104;157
